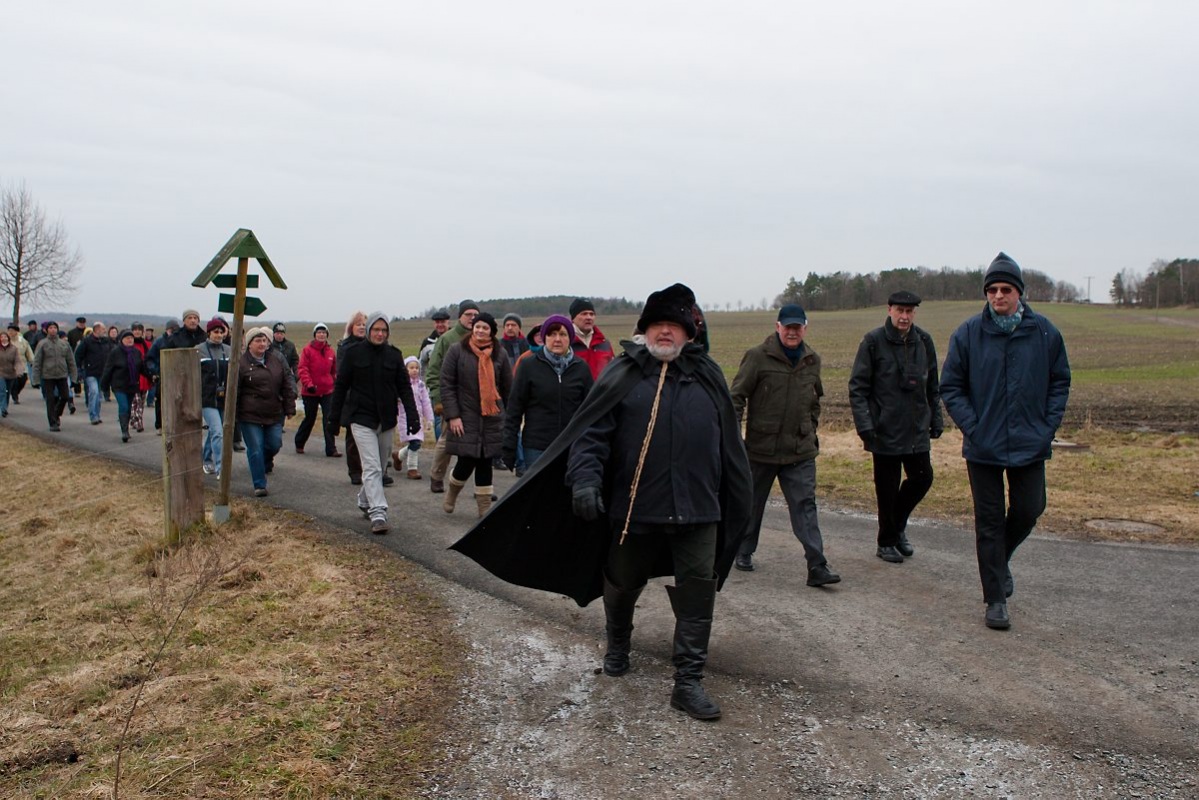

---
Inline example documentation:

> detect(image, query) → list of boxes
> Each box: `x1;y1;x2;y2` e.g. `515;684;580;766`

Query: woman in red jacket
295;323;341;457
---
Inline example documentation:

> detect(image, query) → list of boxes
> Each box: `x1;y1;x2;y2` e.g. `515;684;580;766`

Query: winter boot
665;577;722;720
443;476;466;513
602;572;645;676
119;413;131;443
474;486;493;517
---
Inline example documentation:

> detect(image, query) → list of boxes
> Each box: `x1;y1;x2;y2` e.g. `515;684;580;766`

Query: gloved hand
572;485;605;521
72;383;81;394
328;424;340;438
930;428;943;440
306;385;318;394
500;451;516;472
858;430;875;446
408;419;422;435
434;402;443;417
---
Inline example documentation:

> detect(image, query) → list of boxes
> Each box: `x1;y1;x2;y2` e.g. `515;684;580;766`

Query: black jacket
270;338;299;377
100;345;146;395
75;334;114;377
450;340;753;607
164;326;207;351
196;341;232;409
329;340;418;434
503;350;593;457
848;319;943;455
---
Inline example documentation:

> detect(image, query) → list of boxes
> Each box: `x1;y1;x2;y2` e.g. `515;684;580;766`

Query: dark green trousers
606;522;717;589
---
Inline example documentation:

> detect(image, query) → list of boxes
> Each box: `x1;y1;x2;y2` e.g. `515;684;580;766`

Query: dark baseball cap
777;304;808;326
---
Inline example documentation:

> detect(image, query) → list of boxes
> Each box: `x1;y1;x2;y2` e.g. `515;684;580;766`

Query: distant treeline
416;295;641;321
1111;259;1199;307
774;266;1085;311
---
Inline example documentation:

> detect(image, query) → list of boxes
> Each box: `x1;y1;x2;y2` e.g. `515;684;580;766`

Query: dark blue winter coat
940;302;1071;467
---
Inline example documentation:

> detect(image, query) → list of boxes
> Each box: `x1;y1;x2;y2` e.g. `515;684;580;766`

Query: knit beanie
569;298;595;319
244;326;271;348
983;252;1025;295
457;299;480;317
502;312;522;328
206;316;228;333
540;314;576;343
182;309;201;322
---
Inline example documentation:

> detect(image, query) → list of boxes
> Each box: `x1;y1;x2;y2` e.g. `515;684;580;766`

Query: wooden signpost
192;229;286;523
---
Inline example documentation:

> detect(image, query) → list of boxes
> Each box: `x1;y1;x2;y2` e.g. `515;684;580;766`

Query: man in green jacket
729;305;840;586
425;300;478;493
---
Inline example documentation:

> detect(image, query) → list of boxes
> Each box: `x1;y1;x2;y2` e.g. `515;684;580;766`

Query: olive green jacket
730;333;822;464
425;320;469;407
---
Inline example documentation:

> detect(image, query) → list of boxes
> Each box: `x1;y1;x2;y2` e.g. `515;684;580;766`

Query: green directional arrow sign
212;274;259;289
218;293;267;317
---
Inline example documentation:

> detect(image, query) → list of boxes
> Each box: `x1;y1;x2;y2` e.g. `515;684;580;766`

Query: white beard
646;340;684;362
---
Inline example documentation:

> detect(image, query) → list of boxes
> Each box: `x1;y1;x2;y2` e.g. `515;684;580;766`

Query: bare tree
0;181;82;324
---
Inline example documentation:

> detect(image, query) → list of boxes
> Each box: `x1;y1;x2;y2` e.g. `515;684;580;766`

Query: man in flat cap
941;253;1070;631
848;290;943;564
729;304;841;586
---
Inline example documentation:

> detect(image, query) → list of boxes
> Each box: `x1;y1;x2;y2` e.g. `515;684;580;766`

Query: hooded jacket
329;313;419;434
940;302;1071;467
450;339;753;607
396;356;435;444
848;318;944;455
297;338;336;397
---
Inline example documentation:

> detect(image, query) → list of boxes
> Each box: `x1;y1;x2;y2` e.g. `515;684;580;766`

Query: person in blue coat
940;253;1071;631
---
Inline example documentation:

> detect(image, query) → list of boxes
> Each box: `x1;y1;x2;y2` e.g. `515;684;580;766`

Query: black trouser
451;456;493;486
345;430;361;478
12;372;26;400
966;461;1046;603
295;394;336;454
872;451;934;547
41;378;69;426
606;522;718;591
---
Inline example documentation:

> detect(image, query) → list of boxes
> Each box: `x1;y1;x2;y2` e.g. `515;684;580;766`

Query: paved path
6;399;1197;797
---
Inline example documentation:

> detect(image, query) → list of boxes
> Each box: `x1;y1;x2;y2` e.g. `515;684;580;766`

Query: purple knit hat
541;314;575;343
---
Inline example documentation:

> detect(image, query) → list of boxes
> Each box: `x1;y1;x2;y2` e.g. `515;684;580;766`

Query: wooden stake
161;348;205;542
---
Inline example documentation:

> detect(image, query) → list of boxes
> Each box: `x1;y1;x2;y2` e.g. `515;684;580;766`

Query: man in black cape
452;283;752;721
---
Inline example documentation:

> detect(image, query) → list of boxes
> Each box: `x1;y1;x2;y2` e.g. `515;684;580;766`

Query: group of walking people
3;251;1069;722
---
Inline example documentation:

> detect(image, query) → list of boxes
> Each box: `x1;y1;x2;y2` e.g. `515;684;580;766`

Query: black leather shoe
734;554;754;572
382;474;395;487
1004;567;1015;599
806;564;841;587
985;602;1010;630
896;532;914;558
876;546;904;563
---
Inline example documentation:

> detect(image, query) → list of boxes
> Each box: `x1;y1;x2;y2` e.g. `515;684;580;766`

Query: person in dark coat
337;311;370;485
941;253;1071;631
329;312;420;534
270;322;300;378
440;312;512;516
499;313;530;365
74;322;113;424
848;290;944;563
452;284;753;722
502;314;593;471
31;321;77;431
236;327;297;496
99;330;147;442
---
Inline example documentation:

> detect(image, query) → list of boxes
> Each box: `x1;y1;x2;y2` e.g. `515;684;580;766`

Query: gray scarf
542;347;574;376
988;301;1024;334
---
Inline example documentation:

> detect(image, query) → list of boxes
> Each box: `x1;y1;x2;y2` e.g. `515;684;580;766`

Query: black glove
328;424;340;438
72;383;81;394
306;385;318;394
572;485;605;521
858;430;875;446
500;451;516;472
407;419;421;435
930;428;943;440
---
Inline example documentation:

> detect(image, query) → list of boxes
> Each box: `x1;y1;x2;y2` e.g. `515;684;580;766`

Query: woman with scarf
440;312;513;516
502;314;593;471
100;330;147;442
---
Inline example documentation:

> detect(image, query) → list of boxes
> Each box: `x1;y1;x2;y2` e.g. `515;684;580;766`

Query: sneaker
253;487;269;497
734;554;754;572
985;602;1010;630
202;464;215;475
370;517;389;535
876;546;904;563
806;564;842;587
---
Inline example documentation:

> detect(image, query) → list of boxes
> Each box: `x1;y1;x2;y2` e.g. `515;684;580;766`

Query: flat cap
887;290;921;306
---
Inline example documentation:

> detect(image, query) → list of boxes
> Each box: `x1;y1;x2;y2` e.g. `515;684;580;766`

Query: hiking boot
807;564;842;587
430;478;445;493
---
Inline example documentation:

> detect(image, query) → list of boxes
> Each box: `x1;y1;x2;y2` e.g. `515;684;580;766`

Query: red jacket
571;325;615;380
297;339;337;397
133;338;153;392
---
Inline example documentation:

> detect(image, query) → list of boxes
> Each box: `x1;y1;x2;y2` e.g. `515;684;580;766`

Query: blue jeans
202;406;224;469
85;375;102;421
0;378;10;415
433;413;442;440
239;421;282;489
523;447;544;469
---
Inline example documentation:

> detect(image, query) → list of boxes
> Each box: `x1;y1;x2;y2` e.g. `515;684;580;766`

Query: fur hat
569;298;595;319
637;284;698;338
984;252;1025;295
540;314;575;343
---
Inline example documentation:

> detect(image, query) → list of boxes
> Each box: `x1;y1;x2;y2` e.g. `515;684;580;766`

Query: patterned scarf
468;337;502;416
542;347;573;376
988;300;1024;334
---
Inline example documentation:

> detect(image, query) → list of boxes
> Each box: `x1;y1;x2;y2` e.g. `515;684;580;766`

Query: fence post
161;348;205;542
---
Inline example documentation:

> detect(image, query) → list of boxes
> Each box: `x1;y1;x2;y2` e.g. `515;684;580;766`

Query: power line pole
1085;276;1094;303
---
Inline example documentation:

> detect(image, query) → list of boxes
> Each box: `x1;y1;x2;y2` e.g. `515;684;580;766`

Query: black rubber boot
665;577;721;720
602;573;645;677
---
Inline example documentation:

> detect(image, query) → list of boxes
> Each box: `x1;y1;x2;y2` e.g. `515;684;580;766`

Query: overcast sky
3;1;1196;320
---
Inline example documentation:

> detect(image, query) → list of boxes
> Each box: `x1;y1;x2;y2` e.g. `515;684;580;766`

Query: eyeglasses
986;285;1016;296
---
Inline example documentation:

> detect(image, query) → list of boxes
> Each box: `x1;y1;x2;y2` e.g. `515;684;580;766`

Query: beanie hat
272;322;286;333
118;329;134;342
540;314;576;343
569;298;595;319
312;323;329;336
404;355;419;367
206;316;228;333
637;284;698;339
182;309;200;322
983;252;1025;295
164;318;181;332
41;320;55;331
457;299;480;317
244;326;272;348
473;311;498;336
502;312;522;328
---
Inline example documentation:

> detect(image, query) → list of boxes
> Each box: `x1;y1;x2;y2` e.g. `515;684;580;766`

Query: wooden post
214;257;249;523
161;348;205;542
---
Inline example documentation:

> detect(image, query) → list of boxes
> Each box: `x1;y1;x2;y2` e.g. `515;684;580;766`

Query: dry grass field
0;427;461;798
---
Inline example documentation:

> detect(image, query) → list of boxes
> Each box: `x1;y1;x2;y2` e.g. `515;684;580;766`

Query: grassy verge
0;427;462;798
817;424;1199;546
